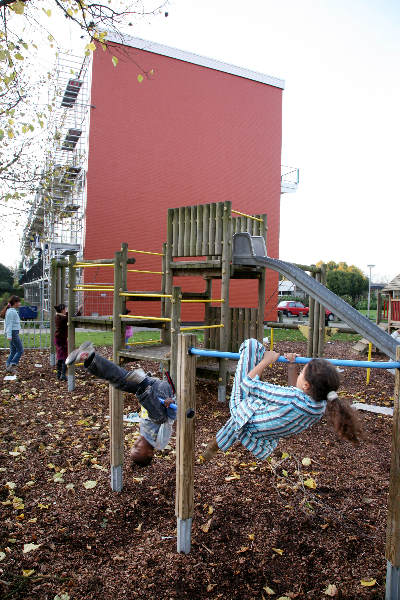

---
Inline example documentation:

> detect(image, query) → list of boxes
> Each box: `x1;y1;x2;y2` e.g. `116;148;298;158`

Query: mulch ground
0;340;397;600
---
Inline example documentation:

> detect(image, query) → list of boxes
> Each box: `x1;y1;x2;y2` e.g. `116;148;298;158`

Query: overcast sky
1;0;399;283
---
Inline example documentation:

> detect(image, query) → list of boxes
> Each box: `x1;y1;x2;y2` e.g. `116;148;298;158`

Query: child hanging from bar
203;338;362;462
66;341;177;465
54;303;83;381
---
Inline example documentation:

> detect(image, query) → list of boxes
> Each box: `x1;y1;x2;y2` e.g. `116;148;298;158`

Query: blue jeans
85;353;173;424
7;330;24;366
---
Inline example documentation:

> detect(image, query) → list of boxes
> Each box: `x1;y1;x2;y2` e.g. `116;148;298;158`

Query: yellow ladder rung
232;209;263;223
73;288;113;292
128;269;164;275
181;299;224;303
74;263;114;267
128;249;165;256
120;292;172;298
126;340;162;345
180;324;224;331
120;314;171;322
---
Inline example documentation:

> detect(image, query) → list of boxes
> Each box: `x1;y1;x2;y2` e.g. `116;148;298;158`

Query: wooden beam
176;333;197;553
386;345;400;598
67;254;77;391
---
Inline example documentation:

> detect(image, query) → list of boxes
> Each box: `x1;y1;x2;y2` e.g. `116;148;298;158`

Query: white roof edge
104;31;285;90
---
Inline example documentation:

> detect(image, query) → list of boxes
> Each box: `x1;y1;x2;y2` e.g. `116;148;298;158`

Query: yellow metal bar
126;340;162;346
181;299;224;303
180;324;224;331
73;288;113;292
120;292;172;298
366;342;372;384
128;269;164;275
119;314;171;322
128;249;164;256
232;209;264;223
74;263;114;267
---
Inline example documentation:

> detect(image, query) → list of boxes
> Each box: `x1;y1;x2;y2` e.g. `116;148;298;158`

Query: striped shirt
216;339;326;460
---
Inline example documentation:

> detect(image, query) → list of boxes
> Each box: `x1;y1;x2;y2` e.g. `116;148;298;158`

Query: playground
0;337;396;599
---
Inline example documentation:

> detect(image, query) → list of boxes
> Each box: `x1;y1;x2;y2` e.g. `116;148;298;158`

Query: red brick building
84;34;284;321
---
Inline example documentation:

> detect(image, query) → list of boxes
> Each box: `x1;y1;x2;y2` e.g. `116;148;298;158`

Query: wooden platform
118;344;238;380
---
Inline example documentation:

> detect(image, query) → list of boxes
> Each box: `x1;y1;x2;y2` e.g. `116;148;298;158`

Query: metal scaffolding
20;53;91;318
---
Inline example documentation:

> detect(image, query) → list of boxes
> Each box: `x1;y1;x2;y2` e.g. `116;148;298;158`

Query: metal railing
0;320;51;350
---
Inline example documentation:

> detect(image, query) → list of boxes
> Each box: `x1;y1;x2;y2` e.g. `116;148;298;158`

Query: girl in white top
1;295;24;373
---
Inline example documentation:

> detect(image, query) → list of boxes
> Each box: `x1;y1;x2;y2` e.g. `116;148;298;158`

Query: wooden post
67;254;77;391
312;270;321;358
49;259;57;367
218;200;232;402
164;209;174;345
176;333;197;553
60;266;66;305
377;292;382;325
170;286;182;386
317;264;327;357
307;274;315;357
161;242;168;344
203;279;212;349
386;345;400;599
110;247;125;492
257;214;268;342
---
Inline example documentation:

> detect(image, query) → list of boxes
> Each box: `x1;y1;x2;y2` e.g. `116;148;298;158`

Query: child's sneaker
66;341;94;366
125;368;147;384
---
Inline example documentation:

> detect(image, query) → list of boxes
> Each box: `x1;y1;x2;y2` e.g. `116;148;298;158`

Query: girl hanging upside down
203;338;362;462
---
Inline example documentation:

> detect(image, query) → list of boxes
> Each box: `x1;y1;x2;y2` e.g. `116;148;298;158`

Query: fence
0;320;51;350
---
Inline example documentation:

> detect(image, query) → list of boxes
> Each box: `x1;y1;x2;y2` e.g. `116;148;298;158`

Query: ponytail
305;358;362;443
0;295;21;319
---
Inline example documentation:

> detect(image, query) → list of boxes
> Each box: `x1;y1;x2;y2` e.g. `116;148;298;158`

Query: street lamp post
367;264;375;320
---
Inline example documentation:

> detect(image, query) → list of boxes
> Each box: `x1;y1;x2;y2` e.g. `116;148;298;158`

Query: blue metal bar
189;347;400;369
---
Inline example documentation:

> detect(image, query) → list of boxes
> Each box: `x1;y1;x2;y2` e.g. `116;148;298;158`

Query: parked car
277;301;309;317
277;301;335;324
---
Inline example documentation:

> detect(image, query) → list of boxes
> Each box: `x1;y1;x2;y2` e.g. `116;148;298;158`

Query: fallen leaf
66;483;75;491
324;583;338;596
302;457;312;466
281;452;290;459
208;505;214;515
272;547;284;555
22;569;35;577
360;578;376;587
83;480;97;489
0;551;6;561
135;523;143;531
263;586;275;595
304;477;317;489
201;518;212;533
23;543;41;553
38;503;49;509
236;546;249;553
225;473;240;481
207;583;217;591
248;533;255;541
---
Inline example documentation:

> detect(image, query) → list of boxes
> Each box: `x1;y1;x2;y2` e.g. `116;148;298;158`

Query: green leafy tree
0;0;167;233
0;262;14;293
317;261;369;304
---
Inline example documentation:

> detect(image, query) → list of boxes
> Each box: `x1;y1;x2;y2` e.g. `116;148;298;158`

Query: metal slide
232;233;399;360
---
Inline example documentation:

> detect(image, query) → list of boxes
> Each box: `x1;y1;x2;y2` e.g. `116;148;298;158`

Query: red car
277;300;335;322
277;301;309;317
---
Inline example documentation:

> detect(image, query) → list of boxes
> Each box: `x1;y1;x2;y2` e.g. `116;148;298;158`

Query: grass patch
264;327;361;344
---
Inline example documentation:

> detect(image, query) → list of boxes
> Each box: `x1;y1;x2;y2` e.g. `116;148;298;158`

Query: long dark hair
0;295;20;319
304;358;362;443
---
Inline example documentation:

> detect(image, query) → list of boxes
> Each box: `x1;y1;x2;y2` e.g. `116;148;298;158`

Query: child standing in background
1;295;24;374
54;303;82;381
124;309;134;347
